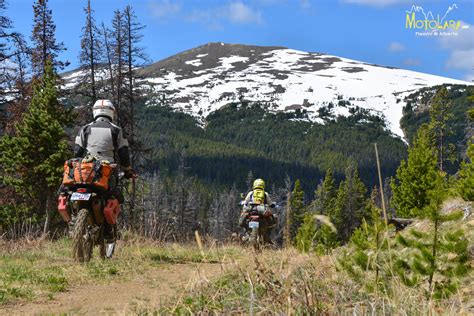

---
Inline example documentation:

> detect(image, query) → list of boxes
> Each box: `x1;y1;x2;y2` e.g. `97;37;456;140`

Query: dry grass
159;246;472;315
1;212;472;315
0;233;241;306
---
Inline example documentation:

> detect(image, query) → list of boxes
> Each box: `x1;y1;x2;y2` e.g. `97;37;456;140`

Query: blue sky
7;0;474;81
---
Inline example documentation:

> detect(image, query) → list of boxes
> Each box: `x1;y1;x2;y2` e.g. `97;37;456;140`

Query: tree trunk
87;0;96;103
284;191;292;248
43;191;52;236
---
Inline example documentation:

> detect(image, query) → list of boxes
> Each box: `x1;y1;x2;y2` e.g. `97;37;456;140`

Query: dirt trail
2;262;225;315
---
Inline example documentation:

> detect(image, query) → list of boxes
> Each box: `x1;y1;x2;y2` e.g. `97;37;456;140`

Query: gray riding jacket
74;117;131;167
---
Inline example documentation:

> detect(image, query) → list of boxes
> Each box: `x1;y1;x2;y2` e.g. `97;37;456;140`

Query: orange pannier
62;158;112;190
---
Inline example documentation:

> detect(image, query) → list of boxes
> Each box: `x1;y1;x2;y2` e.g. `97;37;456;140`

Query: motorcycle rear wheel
251;226;260;251
72;208;93;263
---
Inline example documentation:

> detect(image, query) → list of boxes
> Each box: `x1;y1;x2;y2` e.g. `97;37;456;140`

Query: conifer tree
458;108;473;201
310;168;337;215
290;179;305;238
78;0;101;105
0;61;71;234
395;177;470;299
30;0;67;77
295;213;338;254
332;163;367;242
4;35;32;134
123;4;148;221
0;0;12;61
296;168;339;253
428;86;455;172
0;0;30;133
100;22;115;99
0;0;12;98
391;125;438;217
111;9;126;124
245;170;254;192
338;190;391;291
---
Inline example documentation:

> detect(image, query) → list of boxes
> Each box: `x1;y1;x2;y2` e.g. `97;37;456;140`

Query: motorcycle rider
239;178;276;241
73;99;135;240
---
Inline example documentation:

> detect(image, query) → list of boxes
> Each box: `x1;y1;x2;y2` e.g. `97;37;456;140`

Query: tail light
76;188;88;193
57;194;71;222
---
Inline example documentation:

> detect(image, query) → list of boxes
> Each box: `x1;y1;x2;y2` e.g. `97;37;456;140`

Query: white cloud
342;0;411;8
403;58;421;66
186;1;263;28
439;23;474;80
149;0;181;19
439;23;474;51
227;1;262;24
388;42;405;52
445;49;474;70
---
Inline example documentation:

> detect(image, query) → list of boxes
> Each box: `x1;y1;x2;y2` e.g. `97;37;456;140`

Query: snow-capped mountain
63;42;471;138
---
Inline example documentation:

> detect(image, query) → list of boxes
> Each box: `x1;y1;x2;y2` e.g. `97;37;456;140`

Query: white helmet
93;99;116;121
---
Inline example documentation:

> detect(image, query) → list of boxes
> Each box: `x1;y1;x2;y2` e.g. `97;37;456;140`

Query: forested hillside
1;0;473;313
138;100;407;194
401;85;473;171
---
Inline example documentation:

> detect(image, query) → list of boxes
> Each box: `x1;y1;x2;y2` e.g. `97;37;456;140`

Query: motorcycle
241;201;277;250
57;166;123;262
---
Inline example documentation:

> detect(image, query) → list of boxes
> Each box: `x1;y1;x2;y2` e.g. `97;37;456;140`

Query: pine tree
391;125;439;217
0;12;31;134
245;170;254;192
290;179;305;238
338;190;391;292
310;168;337;215
30;0;67;77
332;163;367;242
395;177;470;299
100;22;115;99
458;108;473;201
296;168;339;253
78;0;101;105
295;213;338;254
0;61;71;234
0;0;12;60
111;9;126;124
428;86;455;172
122;5;148;222
0;0;12;96
0;0;28;128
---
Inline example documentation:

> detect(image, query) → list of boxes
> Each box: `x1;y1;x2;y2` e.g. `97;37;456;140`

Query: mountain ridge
62;42;472;139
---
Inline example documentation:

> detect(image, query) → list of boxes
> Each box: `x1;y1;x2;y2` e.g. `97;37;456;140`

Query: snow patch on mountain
62;43;472;139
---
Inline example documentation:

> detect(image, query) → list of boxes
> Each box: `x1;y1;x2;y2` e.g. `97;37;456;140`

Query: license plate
249;221;259;229
70;192;91;201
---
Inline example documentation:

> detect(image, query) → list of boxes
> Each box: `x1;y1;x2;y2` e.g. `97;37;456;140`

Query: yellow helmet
253;178;265;190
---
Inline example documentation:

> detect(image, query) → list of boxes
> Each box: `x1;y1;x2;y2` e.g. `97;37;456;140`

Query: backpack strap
82;125;91;149
68;160;74;180
92;159;102;182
